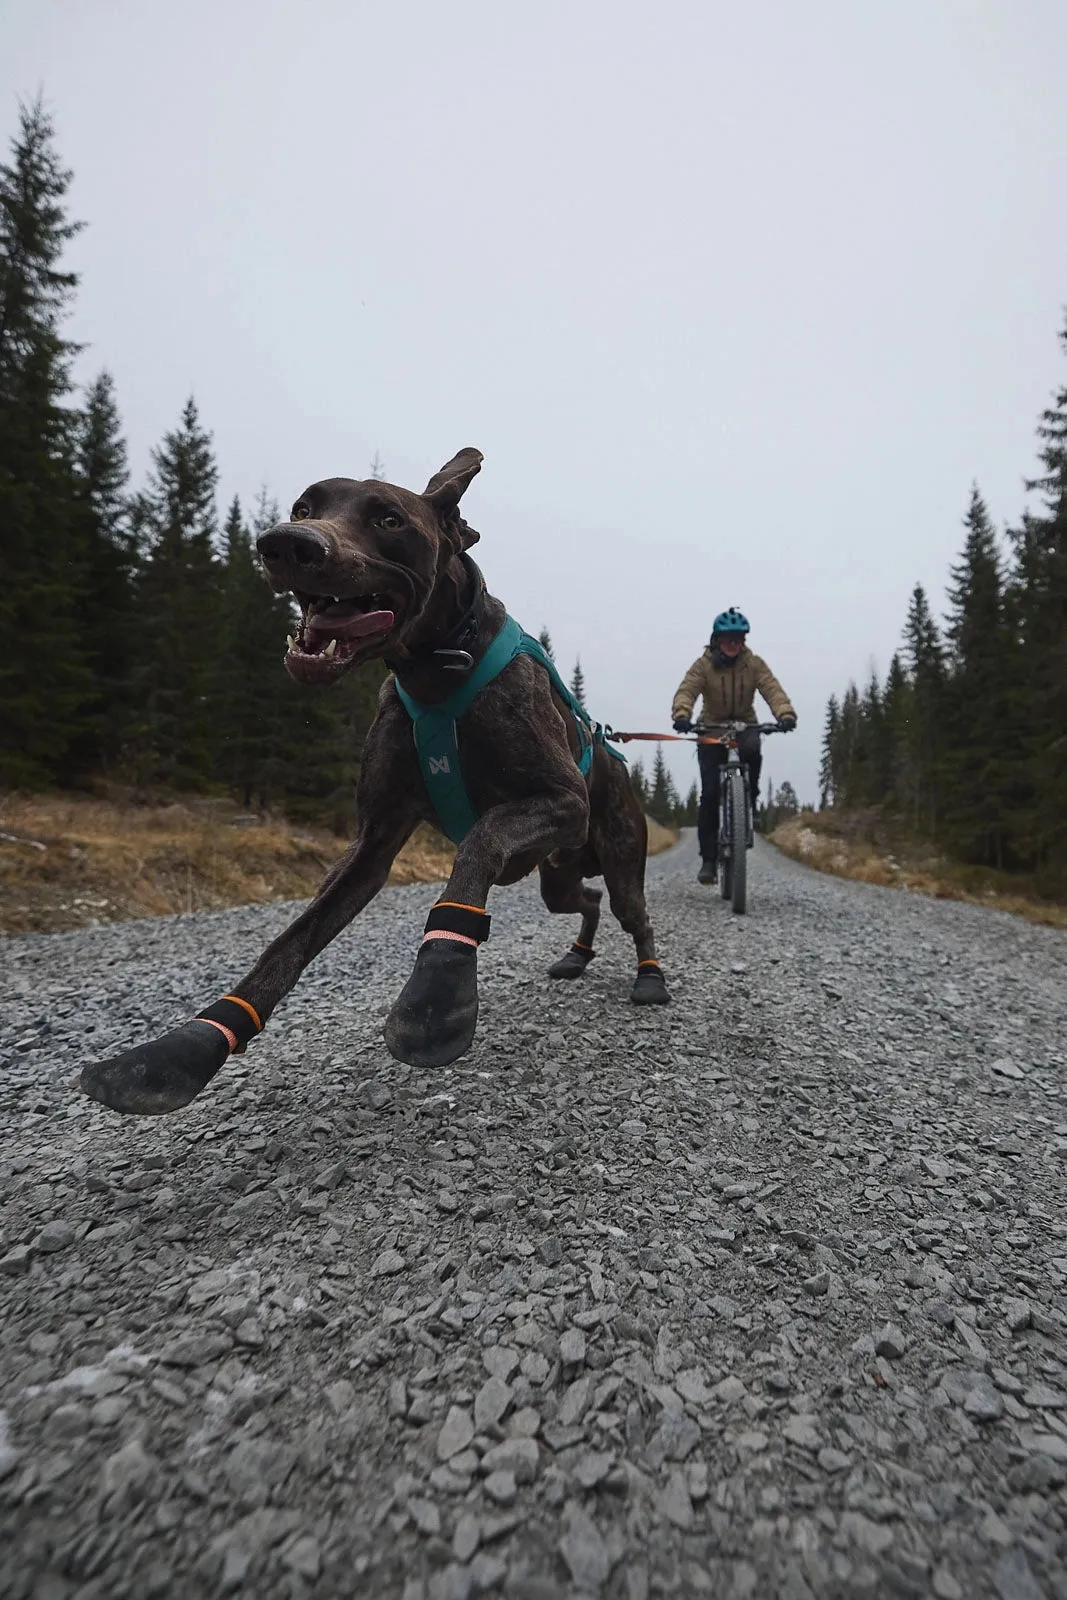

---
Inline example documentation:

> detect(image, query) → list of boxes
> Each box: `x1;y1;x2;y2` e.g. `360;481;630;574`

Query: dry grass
770;809;1067;930
645;816;680;856
0;792;454;936
0;792;678;936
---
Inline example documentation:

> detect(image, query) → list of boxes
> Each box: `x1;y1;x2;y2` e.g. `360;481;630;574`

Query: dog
80;449;670;1117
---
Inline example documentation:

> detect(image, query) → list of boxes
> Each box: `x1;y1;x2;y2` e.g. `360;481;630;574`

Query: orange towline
607;731;723;746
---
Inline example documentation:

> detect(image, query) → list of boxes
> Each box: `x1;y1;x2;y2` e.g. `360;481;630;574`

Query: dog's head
257;448;483;685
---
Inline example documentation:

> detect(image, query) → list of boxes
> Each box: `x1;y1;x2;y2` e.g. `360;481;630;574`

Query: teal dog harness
394;615;625;844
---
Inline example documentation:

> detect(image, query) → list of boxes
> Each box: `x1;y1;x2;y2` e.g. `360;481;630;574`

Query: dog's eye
291;503;310;522
375;512;403;531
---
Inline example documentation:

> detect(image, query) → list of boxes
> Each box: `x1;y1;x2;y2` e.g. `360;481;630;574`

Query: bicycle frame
692;721;783;913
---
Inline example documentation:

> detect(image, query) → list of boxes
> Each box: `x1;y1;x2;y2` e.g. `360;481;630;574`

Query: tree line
535;629;697;827
1;100;653;830
0;99;391;824
820;325;1067;893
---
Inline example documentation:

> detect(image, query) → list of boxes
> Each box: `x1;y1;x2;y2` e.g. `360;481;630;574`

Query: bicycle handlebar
692;720;786;737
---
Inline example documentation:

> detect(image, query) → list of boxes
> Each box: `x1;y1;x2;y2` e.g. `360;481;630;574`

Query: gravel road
2;834;1067;1600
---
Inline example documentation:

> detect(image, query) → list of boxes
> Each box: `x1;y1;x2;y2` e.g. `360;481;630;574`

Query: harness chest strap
394;616;625;846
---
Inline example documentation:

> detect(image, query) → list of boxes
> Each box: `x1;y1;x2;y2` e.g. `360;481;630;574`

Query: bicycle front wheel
728;770;747;914
719;785;733;900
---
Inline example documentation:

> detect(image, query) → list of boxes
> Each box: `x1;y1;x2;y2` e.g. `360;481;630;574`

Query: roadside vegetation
770;807;1067;930
0;791;677;936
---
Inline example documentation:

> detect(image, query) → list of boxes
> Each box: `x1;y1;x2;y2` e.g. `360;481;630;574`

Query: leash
605;729;724;746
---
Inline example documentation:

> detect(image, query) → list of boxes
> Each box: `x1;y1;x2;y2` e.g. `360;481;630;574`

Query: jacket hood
706;642;751;667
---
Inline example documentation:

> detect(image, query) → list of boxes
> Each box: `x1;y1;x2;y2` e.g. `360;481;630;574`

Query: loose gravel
2;834;1066;1600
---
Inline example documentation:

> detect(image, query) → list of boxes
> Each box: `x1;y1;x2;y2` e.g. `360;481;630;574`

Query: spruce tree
1010;321;1067;883
881;652;911;813
128;397;221;788
777;780;799;816
70;369;135;769
682;780;699;826
570;657;586;706
942;487;1013;866
630;758;649;808
212;493;296;806
648;746;674;824
834;683;863;808
369;452;385;481
819;695;840;808
538;627;554;661
0;98;89;785
901;584;946;834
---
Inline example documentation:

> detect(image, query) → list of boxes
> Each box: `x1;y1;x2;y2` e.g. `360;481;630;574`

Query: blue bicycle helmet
712;607;750;635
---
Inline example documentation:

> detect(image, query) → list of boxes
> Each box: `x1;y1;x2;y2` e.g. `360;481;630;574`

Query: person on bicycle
671;607;797;884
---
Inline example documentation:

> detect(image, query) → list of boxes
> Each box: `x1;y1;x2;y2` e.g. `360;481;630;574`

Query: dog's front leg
385;787;587;1069
80;718;424;1116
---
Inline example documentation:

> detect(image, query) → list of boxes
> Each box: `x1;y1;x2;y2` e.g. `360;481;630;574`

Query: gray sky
5;0;1067;804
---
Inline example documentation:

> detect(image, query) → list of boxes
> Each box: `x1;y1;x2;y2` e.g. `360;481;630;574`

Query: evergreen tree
70;369;135;769
647;746;676;825
0;98;89;785
901;584;946;834
369;452;385;481
211;493;296;806
881;652;911;813
128;397;221;788
763;779;801;832
630;758;649;808
1009;321;1067;882
538;627;554;661
570;657;586;706
681;780;699;827
858;669;892;805
819;695;840;807
833;682;863;808
942;487;1014;867
777;780;800;816
812;312;1067;892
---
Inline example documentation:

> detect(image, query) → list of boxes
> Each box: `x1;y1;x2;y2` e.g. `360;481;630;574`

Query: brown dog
80;449;669;1117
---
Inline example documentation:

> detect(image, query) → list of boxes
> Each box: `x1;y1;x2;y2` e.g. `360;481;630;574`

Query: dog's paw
384;941;479;1068
630;964;670;1006
547;946;595;980
79;1022;231;1116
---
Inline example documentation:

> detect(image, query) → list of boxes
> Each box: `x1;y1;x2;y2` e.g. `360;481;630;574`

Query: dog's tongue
306;602;394;640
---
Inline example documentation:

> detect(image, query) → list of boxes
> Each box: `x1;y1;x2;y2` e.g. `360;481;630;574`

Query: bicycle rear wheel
727;770;747;914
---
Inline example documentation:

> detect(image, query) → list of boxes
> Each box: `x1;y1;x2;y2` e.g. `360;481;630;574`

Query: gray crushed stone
1;834;1066;1599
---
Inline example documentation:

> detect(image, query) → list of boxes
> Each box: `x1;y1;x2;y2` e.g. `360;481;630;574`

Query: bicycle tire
728;770;747;914
719;785;732;900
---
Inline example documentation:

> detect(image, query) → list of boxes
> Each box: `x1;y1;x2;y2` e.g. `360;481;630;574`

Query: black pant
697;728;763;863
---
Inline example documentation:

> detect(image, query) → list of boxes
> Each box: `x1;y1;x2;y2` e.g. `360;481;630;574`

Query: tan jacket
671;646;796;725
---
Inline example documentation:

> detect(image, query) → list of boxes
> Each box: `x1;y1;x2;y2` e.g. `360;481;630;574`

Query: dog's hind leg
540;856;602;979
593;784;670;1007
602;859;670;1005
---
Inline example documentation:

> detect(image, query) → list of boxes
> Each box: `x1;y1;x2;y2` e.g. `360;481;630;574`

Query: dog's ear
423;448;483;551
424;448;482;511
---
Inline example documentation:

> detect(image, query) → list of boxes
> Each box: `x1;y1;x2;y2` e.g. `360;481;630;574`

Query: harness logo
429;756;451;776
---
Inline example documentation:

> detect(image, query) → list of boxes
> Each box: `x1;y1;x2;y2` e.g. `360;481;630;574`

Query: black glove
778;714;797;732
673;715;693;734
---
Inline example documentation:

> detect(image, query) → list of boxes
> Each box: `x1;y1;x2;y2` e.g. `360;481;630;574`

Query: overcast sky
5;0;1066;804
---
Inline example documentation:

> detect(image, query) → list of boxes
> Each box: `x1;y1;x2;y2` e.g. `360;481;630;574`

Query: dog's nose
257;523;331;569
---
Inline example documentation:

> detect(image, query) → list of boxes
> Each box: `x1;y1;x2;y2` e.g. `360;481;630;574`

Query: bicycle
692;721;785;915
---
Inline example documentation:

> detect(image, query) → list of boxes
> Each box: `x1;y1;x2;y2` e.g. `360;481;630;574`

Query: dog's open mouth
285;592;396;682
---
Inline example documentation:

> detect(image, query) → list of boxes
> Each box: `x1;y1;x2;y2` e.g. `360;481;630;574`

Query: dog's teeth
286;635;296;650
324;639;338;658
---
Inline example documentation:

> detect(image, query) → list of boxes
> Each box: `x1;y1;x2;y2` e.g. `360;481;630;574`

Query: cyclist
671;607;797;884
